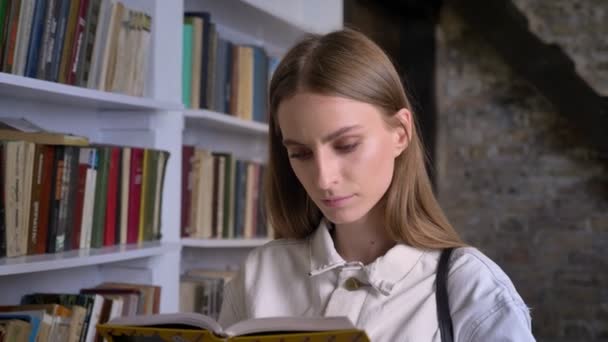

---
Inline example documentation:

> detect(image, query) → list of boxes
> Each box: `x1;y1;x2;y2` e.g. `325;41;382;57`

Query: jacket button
344;277;361;291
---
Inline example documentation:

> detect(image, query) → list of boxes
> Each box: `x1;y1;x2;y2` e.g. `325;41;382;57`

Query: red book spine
36;146;55;254
181;146;194;237
103;147;120;246
71;163;88;249
66;0;89;84
127;148;144;244
3;0;21;72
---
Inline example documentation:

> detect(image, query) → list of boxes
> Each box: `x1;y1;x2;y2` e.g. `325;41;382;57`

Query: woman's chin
321;208;366;225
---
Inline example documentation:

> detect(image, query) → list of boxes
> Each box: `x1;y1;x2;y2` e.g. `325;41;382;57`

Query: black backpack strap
436;248;455;342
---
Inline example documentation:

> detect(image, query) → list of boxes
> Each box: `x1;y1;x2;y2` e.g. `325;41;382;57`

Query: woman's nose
314;153;339;190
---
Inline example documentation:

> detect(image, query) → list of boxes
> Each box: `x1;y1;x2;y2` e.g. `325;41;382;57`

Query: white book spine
120;148;131;244
14;0;36;75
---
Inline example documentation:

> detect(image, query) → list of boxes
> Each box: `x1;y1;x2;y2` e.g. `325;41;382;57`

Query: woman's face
277;92;410;225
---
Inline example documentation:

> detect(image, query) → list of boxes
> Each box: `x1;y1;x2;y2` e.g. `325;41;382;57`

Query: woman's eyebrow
282;125;362;146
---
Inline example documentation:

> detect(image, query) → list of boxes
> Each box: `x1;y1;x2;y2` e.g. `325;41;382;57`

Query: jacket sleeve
467;300;536;342
446;248;536;342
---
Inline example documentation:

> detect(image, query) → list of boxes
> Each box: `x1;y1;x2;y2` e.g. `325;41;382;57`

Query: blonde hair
265;29;465;249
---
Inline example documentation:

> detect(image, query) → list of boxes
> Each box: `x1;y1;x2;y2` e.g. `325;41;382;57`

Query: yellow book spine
96;325;224;342
138;149;149;243
96;325;369;342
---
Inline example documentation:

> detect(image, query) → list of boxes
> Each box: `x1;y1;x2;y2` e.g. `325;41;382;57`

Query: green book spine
91;146;109;248
142;150;158;241
0;143;5;257
0;0;8;64
223;154;234;239
153;151;169;240
182;23;193;108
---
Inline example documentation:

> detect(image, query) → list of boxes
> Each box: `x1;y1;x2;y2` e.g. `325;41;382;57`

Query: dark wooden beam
345;0;443;186
447;0;608;158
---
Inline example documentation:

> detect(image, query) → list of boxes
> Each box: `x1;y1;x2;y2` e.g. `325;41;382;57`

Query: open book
97;312;370;341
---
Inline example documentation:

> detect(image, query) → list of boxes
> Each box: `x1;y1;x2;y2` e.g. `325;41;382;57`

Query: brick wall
436;3;608;341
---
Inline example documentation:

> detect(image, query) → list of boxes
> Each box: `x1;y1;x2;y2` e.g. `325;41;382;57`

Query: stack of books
0;126;169;258
182;11;280;122
0;281;160;342
0;0;152;96
180;268;237;320
181;146;270;240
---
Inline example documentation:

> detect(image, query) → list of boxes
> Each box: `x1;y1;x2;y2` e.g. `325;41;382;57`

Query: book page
107;312;223;335
226;316;355;337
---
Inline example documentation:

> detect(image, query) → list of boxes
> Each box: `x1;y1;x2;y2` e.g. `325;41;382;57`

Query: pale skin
278;92;412;265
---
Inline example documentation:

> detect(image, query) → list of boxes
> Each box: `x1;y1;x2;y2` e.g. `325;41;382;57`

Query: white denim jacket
219;219;535;341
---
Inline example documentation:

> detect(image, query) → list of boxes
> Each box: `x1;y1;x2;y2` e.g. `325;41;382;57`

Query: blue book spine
0;314;41;342
49;0;70;82
224;40;233;113
234;160;247;238
214;37;227;113
182;23;193;108
37;0;56;79
24;0;47;77
252;46;268;123
268;56;280;84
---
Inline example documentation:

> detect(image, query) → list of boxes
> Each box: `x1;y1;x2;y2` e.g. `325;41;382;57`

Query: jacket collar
308;218;425;296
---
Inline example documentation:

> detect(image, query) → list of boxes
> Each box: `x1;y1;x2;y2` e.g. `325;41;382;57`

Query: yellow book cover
0;129;89;146
97;312;369;342
0;117;89;146
97;313;369;342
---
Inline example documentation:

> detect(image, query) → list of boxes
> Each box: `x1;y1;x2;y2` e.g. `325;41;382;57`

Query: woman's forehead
277;94;387;142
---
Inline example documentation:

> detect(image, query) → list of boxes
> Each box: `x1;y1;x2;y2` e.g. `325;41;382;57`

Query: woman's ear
393;108;412;157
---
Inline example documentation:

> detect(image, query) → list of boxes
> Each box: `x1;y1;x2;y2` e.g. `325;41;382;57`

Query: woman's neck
331;208;396;265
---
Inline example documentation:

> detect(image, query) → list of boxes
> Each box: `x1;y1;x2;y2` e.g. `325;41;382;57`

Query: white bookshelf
179;0;343;277
0;0;184;313
0;72;180;111
0;241;180;277
0;0;342;315
241;0;343;35
184;109;268;135
181;238;270;248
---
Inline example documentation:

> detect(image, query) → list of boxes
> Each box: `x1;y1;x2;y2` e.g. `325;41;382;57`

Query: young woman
218;29;535;341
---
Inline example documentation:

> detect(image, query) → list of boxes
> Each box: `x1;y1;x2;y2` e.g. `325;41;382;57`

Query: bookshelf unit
0;0;184;313
0;0;342;317
178;0;342;274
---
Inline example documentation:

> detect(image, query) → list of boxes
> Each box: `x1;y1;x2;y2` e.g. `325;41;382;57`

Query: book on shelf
182;21;193;107
0;0;152;96
181;146;269;240
180;269;236;320
181;11;276;123
0;127;169;258
0;282;161;342
0;303;74;342
0;283;160;342
0;1;9;68
0;128;89;146
98;313;369;342
94;282;161;315
0;318;33;342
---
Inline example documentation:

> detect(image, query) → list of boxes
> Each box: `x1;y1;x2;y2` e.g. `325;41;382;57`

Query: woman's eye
335;143;359;152
288;150;312;160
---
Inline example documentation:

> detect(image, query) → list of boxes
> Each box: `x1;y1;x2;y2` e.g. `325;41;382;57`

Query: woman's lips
321;195;354;208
